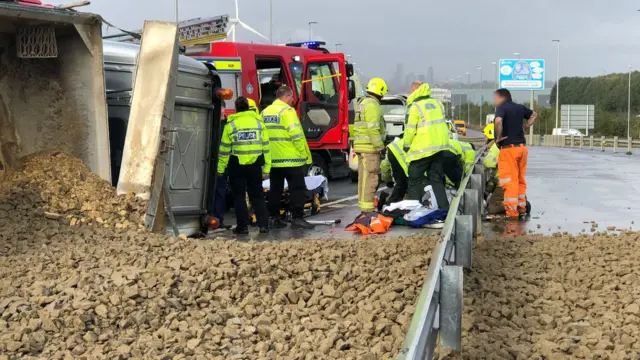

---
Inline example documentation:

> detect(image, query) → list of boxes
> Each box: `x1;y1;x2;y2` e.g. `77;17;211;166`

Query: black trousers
268;166;306;219
387;152;408;204
228;156;268;228
442;151;464;188
407;151;449;210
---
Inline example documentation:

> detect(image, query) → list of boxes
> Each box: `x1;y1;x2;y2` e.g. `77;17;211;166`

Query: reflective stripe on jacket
353;96;385;153
218;110;271;173
386;137;409;176
483;142;500;179
261;99;312;168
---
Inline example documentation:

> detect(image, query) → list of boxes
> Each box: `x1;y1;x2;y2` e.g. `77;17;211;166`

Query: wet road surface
486;146;640;236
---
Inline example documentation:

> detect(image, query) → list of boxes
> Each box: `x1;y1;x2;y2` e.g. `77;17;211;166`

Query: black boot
291;218;315;230
233;226;249;235
270;217;288;229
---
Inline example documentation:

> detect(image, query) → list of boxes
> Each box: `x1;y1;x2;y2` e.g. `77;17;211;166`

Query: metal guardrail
397;146;487;360
537;135;640;154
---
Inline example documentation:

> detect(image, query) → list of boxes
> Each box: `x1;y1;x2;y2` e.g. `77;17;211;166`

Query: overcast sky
49;0;640;83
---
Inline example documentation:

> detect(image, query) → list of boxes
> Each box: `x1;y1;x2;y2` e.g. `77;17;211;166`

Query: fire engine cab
187;41;357;179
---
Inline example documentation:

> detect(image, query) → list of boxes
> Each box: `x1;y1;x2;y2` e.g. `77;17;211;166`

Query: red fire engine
187;41;356;179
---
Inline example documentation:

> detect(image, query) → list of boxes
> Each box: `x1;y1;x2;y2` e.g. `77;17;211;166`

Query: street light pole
175;0;179;23
269;0;273;44
492;61;497;111
478;66;483;126
629;65;632;140
466;72;470;125
335;43;342;52
457;75;462;119
553;40;560;130
308;21;318;41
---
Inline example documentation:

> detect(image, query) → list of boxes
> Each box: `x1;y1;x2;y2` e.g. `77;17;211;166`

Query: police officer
217;97;271;234
353;78;388;213
262;86;315;230
403;82;452;209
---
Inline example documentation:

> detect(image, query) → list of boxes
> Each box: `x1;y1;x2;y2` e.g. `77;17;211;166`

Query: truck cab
188;41;356;179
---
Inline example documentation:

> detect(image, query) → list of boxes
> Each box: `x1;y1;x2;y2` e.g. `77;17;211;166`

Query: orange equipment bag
345;212;394;235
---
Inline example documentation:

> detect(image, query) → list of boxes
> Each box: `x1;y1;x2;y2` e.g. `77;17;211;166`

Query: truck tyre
350;170;358;183
308;153;329;178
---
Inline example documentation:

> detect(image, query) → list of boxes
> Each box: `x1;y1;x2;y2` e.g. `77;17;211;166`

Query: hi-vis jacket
450;139;476;169
483;141;500;178
353;96;386;153
218;110;271;174
403;84;451;161
261;99;312;168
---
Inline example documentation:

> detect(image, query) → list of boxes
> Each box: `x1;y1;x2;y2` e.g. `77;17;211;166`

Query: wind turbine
228;0;268;42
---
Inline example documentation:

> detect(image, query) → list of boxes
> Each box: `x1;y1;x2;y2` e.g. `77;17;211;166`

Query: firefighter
247;98;260;114
262;86;315;230
380;135;409;205
217;97;271;234
483;123;504;215
403;82;452;209
353;78;388;213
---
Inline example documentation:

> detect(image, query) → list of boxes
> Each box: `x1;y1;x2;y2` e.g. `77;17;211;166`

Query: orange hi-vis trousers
497;145;528;218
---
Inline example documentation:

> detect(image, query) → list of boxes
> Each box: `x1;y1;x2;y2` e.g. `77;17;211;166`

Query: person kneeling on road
404;82;452;209
262;86;315;230
217;97;271;235
380;135;409;207
482;123;505;216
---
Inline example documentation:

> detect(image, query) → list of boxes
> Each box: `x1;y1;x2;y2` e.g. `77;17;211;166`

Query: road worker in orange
493;88;537;219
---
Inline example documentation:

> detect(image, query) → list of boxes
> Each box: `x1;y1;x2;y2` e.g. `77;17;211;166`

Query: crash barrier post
397;146;487;360
589;136;594;150
570;135;574;148
613;136;618;153
627;138;632;155
579;136;584;149
601;136;606;152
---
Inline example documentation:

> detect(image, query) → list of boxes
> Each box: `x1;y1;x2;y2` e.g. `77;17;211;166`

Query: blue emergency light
285;41;326;49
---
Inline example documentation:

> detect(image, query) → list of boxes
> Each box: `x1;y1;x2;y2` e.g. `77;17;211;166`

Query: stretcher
248;175;329;224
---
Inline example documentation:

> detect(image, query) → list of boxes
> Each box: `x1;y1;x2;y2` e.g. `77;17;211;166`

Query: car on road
454;120;467;136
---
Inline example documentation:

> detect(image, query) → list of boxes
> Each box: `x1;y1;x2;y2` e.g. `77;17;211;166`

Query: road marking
323;186;388;207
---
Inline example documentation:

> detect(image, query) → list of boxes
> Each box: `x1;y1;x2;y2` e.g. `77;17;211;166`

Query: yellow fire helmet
484;123;495;140
366;78;388;97
247;98;259;113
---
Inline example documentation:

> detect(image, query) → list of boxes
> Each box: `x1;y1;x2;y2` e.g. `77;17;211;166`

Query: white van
552;128;583;136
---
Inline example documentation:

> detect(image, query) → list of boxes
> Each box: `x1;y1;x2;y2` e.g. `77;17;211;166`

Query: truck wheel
350;171;358;183
309;153;329;178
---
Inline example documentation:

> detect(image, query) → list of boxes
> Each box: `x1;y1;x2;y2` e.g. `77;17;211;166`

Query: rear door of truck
298;54;348;149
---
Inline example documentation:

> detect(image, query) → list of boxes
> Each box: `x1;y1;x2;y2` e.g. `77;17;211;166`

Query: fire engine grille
16;25;58;58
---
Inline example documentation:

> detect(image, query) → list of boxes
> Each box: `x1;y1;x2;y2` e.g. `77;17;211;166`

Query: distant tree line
457;72;640;137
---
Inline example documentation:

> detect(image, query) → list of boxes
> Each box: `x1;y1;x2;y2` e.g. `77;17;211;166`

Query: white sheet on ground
262;175;329;200
382;200;422;212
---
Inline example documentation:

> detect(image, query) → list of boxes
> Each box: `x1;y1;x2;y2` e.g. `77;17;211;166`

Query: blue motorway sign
499;59;545;91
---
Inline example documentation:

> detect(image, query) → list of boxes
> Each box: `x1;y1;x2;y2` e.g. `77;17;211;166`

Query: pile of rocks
0;152;437;359
0;150;147;231
456;232;640;359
